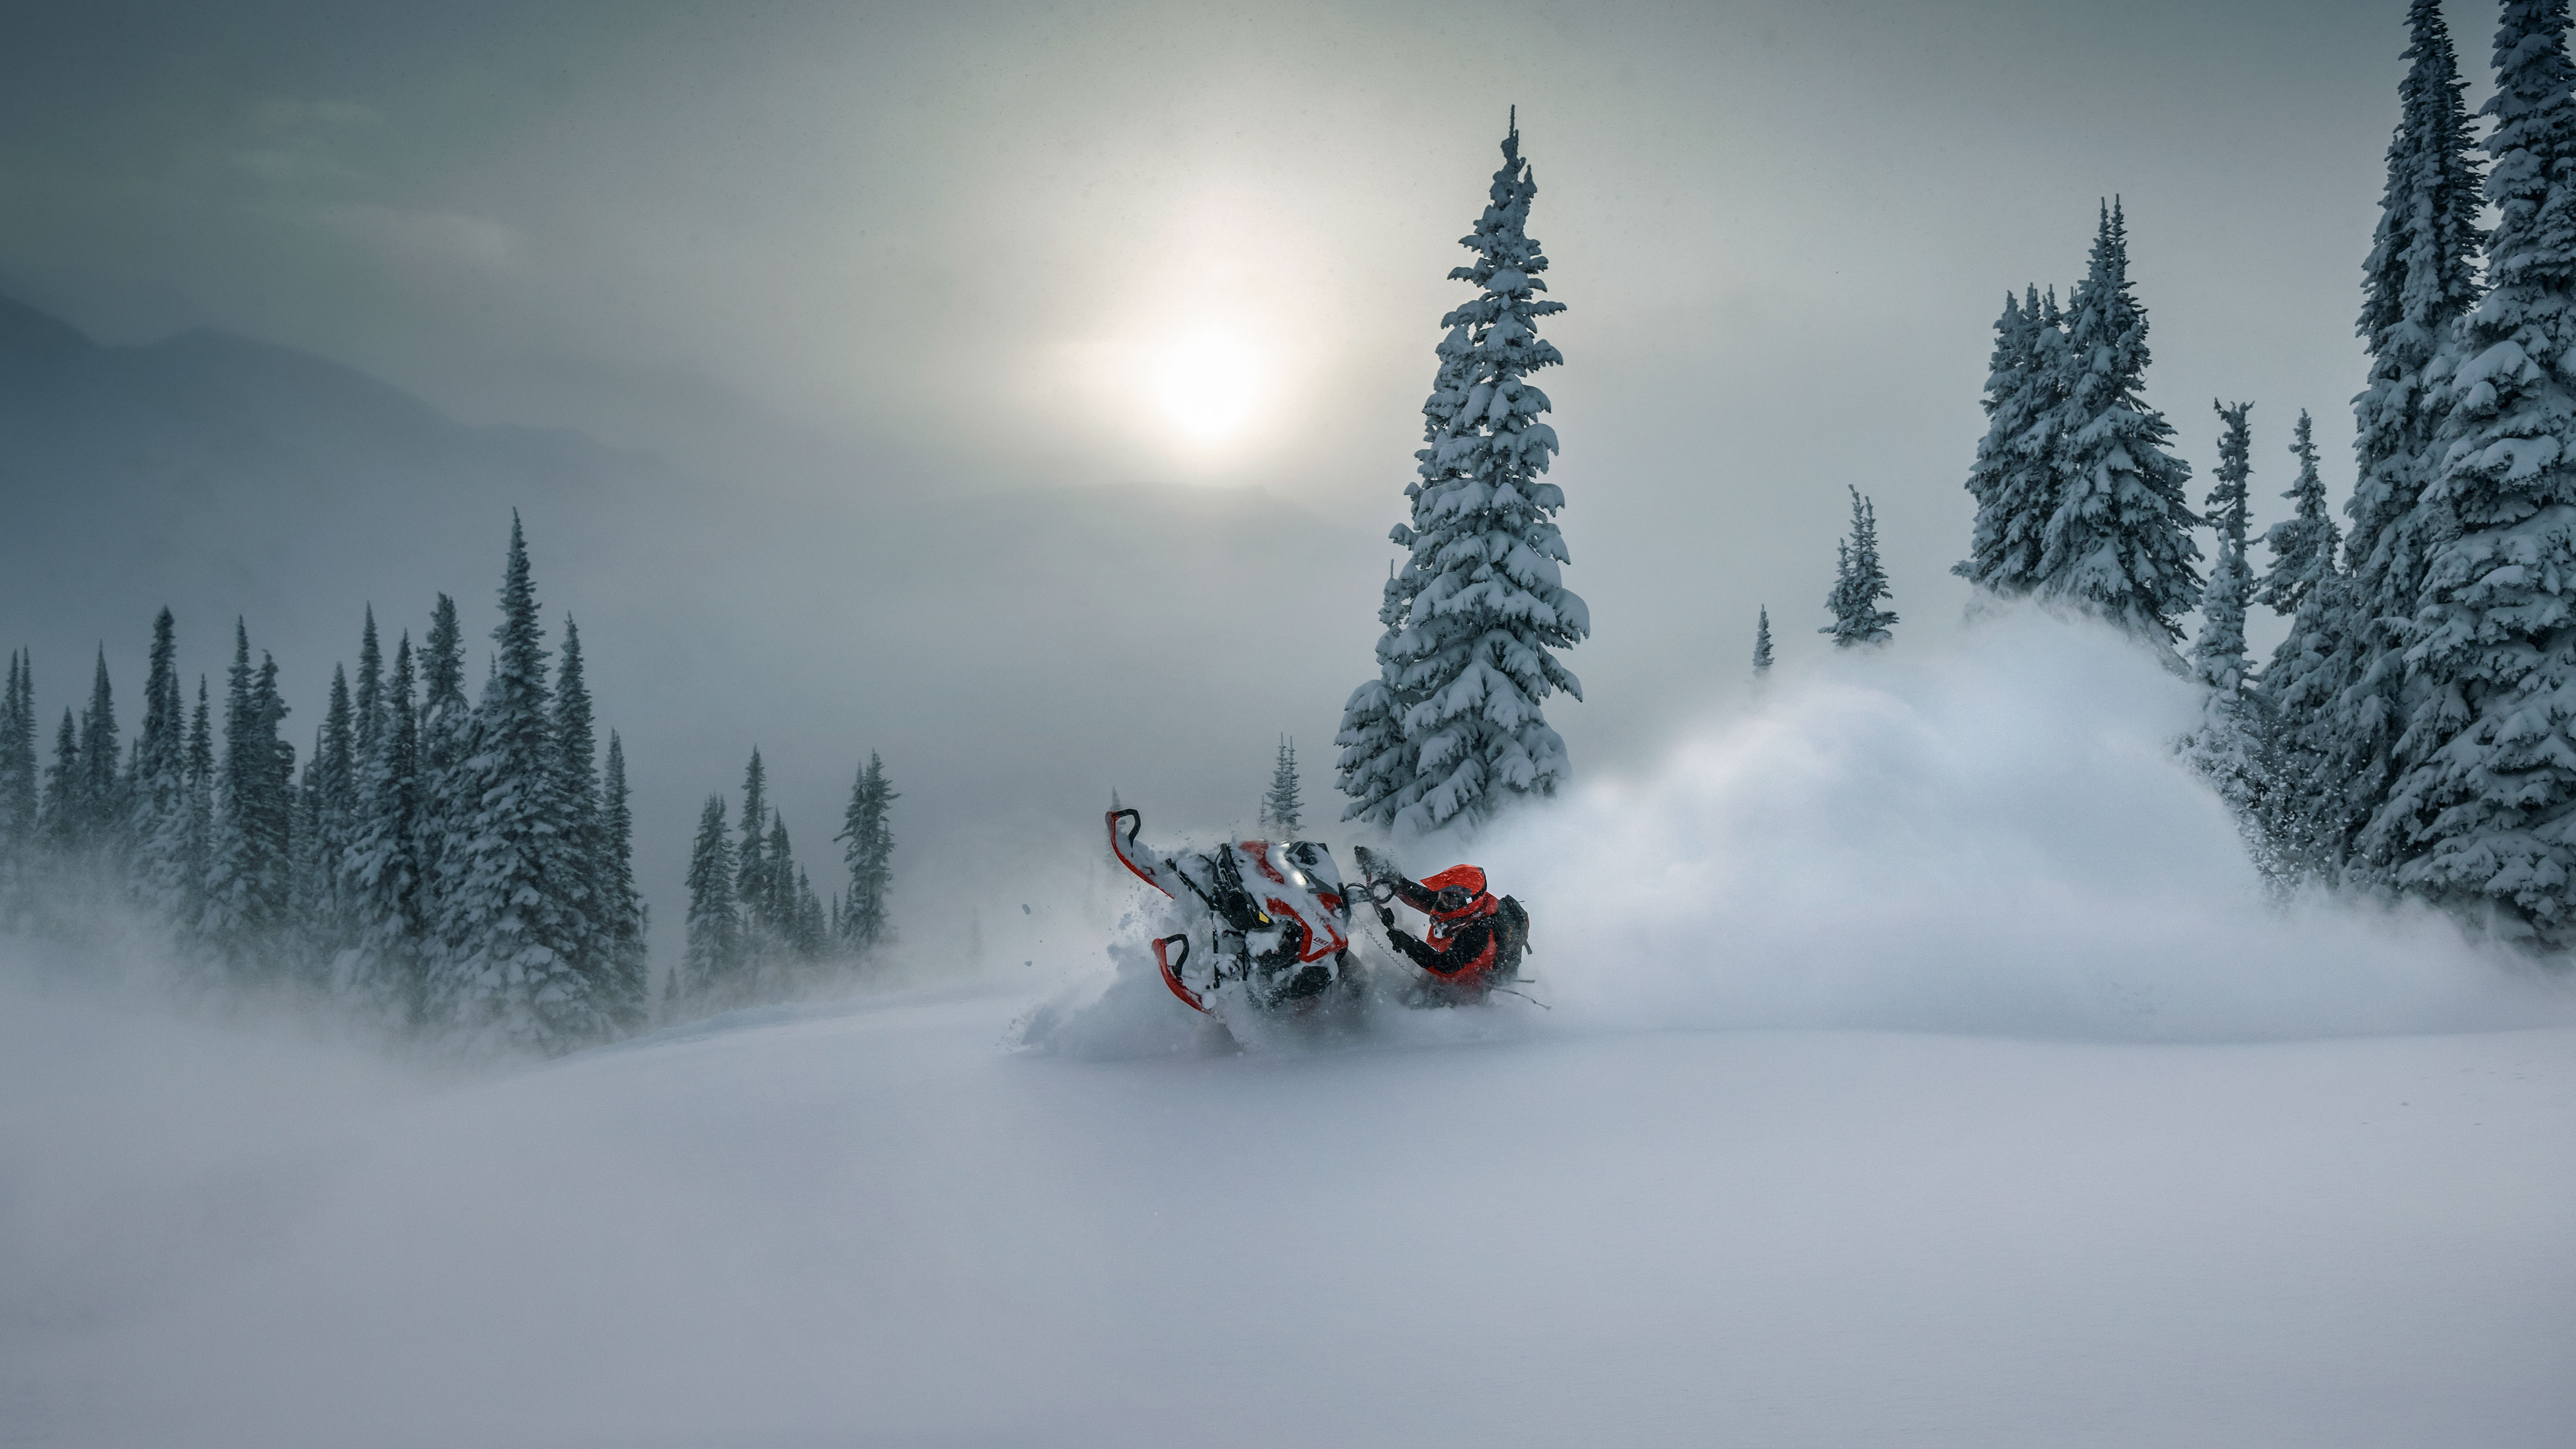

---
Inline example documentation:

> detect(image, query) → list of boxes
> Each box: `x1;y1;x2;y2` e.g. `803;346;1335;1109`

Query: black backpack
1494;895;1531;975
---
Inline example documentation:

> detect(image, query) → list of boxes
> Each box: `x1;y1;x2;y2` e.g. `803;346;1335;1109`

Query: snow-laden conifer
2038;202;2202;645
1956;288;2063;594
0;653;32;916
836;752;896;953
735;748;772;967
1821;487;1897;648
414;592;474;1007
353;606;383;758
344;635;423;1021
601;731;648;1028
1336;113;1588;832
432;516;598;1050
552;616;606;994
2366;0;2576;946
76;649;120;855
1262;737;1303;835
677;793;738;1009
40;709;79;857
2191;402;2256;696
2257;411;2341;624
2318;0;2489;883
203;623;292;976
1752;607;1774;675
130;609;193;928
179;677;212;945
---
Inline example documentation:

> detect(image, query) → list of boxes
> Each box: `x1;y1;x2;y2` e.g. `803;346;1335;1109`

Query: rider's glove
1377;906;1397;931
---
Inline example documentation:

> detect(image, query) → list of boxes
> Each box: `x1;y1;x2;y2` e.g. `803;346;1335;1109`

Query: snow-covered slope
5;974;2572;1449
9;613;2573;1447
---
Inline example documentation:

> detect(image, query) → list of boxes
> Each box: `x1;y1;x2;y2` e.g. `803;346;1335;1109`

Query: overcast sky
0;0;2489;955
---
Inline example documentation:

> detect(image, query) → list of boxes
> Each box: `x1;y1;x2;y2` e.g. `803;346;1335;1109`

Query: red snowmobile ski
1107;807;1355;1016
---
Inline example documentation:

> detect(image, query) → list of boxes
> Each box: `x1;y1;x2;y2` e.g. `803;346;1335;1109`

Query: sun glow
1149;329;1262;450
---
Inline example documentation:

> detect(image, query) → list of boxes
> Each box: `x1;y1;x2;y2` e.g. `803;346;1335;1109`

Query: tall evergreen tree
180;676;213;943
601;731;648;1028
433;515;597;1050
2257;411;2341;623
345;635;423;1019
313;663;360;966
736;748;772;947
2192;402;2256;696
0;653;32;914
76;648;120;853
552;616;606;995
40;709;79;857
1336;112;1588;833
677;793;739;1009
130;609;192;926
837;752;897;953
414;591;474;1001
204;624;293;975
1821;487;1897;648
1262;737;1303;835
2367;0;2576;946
2038;201;2202;644
2321;0;2490;884
1752;607;1774;675
354;606;384;758
1956;287;2064;594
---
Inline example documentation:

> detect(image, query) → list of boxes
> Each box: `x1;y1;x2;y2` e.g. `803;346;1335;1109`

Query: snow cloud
1474;608;2570;1042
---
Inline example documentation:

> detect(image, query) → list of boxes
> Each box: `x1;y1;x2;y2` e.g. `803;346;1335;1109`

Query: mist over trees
0;515;900;1053
669;747;896;1013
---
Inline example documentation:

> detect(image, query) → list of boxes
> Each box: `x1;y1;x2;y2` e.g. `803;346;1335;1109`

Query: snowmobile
1106;808;1355;1016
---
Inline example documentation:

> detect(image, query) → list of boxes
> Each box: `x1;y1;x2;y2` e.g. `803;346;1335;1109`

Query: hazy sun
1149;330;1261;449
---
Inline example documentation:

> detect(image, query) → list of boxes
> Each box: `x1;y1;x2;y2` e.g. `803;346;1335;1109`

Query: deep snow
5;982;2573;1448
8;614;2575;1446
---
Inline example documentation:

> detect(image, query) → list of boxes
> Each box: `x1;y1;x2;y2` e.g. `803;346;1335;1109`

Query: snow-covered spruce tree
763;813;801;987
314;663;360;970
2366;0;2576;947
2248;410;2347;878
1752;607;1774;675
179;676;213;947
2038;201;2203;646
353;606;383;760
836;752;896;954
433;516;601;1051
39;711;77;860
203;623;293;978
75;649;120;858
413;592;473;1013
600;731;648;1028
552;616;606;997
1263;737;1303;835
1336;113;1588;833
2191;402;2256;696
130;608;194;930
1956;287;2065;595
344;635;423;1021
675;793;738;1010
2321;0;2489;885
2180;401;2277;877
735;748;772;971
0;652;33;917
1821;487;1897;647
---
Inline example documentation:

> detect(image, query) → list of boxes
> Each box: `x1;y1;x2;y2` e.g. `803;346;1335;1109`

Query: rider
1374;863;1524;990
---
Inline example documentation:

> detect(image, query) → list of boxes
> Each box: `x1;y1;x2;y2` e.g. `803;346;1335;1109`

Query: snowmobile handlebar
1109;808;1143;850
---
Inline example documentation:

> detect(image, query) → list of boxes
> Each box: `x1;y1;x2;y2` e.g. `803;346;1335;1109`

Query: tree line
0;514;901;1052
1955;0;2576;949
673;748;895;1011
